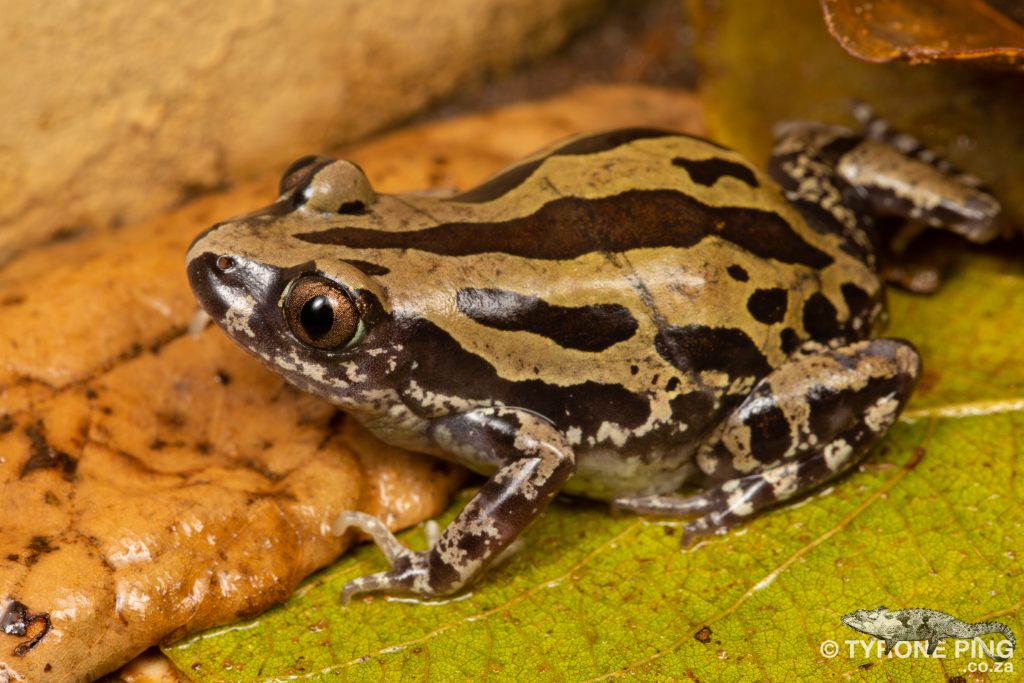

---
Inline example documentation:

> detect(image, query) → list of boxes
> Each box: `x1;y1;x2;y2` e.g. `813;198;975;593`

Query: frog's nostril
216;255;236;271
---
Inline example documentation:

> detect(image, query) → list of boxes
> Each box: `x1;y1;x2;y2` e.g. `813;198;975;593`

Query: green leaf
165;251;1023;681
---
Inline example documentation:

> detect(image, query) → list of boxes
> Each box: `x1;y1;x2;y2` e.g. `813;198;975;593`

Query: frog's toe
681;514;731;548
342;571;389;604
341;557;430;604
333;510;413;566
611;492;714;517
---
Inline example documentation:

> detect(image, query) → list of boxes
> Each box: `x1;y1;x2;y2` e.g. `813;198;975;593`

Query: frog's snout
186;249;235;322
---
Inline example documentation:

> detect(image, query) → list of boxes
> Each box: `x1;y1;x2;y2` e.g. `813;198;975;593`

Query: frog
186;117;999;601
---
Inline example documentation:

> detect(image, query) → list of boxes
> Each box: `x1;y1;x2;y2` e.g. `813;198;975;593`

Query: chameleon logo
842;606;1016;662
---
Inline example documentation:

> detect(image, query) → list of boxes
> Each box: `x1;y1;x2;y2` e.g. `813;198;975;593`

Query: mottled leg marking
852;101;980;186
335;408;574;600
848;104;1000;242
613;338;920;540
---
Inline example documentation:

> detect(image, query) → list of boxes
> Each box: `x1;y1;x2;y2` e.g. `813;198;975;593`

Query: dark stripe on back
456;288;638;352
671;157;759;188
654;324;772;380
450;128;686;204
297;189;834;268
342;259;390;276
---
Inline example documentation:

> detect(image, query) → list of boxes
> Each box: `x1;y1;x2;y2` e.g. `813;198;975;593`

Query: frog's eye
299;161;377;215
284;275;362;350
279;155;334;197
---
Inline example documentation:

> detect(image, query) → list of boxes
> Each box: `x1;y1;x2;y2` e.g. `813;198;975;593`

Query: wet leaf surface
165;92;1023;679
821;0;1024;67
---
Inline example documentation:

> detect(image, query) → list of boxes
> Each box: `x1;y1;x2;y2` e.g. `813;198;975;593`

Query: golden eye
284;276;361;350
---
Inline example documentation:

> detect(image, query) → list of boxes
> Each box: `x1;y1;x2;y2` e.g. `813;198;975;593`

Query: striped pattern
188;128;882;479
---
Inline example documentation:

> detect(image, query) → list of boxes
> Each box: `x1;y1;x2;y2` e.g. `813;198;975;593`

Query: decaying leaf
821;0;1024;67
0;150;466;681
0;83;703;681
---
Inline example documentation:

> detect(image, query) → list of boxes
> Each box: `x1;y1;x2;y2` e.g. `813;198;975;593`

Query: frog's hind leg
847;103;1001;243
771;113;1001;252
852;102;983;187
612;339;919;540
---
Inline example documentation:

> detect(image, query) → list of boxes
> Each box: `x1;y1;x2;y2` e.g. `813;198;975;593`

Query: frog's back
293;129;883;455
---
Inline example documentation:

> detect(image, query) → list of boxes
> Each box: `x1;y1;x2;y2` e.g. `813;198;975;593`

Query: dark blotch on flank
667;390;718;437
456;288;638;352
450;128;680;203
746;288;788;325
780;327;802;355
299;190;835;269
841;282;873;320
342;259;391;276
655;324;771;380
803;292;841;341
400;317;651;436
672;156;759;188
727;264;749;282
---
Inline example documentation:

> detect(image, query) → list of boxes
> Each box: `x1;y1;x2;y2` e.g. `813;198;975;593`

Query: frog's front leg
613;339;920;538
334;407;574;600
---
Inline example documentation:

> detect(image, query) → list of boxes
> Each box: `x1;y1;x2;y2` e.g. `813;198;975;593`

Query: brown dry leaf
821;0;1024;67
0;83;703;682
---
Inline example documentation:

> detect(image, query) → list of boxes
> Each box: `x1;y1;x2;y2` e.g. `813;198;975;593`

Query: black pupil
300;295;334;340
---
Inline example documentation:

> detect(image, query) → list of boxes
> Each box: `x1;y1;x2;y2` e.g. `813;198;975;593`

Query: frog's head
186;157;406;412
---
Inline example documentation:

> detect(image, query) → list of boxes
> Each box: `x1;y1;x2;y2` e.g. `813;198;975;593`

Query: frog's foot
613;460;833;544
616;338;920;543
334;513;532;603
879;230;956;294
333;511;432;602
